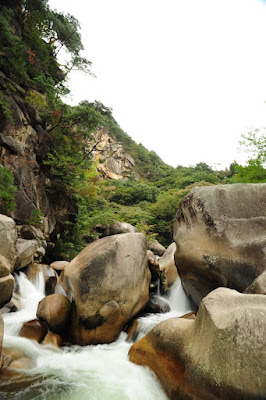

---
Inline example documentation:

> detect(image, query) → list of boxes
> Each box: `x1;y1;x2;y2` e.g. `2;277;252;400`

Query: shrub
0;166;16;214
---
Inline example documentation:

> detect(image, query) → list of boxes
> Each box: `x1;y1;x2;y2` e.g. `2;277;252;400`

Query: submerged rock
173;183;266;305
129;288;266;400
59;232;151;345
19;319;48;343
41;332;62;348
145;294;170;314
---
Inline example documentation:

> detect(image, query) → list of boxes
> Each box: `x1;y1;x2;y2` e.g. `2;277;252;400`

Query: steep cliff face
90;128;138;180
0;73;76;239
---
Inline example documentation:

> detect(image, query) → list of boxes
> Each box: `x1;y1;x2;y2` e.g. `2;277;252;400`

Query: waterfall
1;272;194;399
134;277;195;341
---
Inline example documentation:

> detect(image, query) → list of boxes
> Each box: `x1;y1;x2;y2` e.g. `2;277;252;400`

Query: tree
227;129;266;183
239;129;266;166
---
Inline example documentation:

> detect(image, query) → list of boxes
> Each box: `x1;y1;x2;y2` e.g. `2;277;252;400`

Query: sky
48;0;266;170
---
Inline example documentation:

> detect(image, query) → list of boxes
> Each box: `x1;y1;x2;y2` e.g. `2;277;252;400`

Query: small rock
50;261;69;272
19;319;48;343
42;332;62;348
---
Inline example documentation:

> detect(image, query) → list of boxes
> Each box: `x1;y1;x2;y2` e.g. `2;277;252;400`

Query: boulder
0;275;15;309
159;242;178;291
173;183;266;306
50;260;69;272
148;240;166;256
15;239;38;270
129;288;266;400
0;214;16;270
145;293;170;314
59;233;151;345
102;221;138;237
19;319;48;343
0;255;15;308
37;294;71;334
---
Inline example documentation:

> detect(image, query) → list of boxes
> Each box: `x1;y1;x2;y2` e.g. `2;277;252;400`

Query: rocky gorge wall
0;72;77;240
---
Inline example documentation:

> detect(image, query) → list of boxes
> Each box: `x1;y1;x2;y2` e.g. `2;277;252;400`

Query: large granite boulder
58;233;151;345
129;288;266;400
173;183;266;305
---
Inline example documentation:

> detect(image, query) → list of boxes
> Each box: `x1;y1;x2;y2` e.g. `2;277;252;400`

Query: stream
0;272;194;399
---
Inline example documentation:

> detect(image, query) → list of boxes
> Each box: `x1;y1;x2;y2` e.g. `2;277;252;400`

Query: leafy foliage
0;166;16;214
227;130;266;184
0;0;91;118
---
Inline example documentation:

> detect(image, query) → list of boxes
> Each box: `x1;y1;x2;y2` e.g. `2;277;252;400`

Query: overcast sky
48;0;266;169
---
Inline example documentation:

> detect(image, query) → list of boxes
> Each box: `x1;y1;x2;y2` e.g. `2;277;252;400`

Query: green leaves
227;129;266;184
0;166;16;214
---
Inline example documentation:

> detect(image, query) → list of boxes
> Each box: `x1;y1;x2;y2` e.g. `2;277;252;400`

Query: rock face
59;233;151;345
0;77;76;238
90;128;137;180
173;183;266;305
129;288;266;400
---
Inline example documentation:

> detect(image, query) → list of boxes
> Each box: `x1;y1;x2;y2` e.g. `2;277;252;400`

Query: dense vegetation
0;0;265;260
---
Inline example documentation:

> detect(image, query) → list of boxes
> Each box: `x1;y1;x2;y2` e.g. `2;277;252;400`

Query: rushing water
1;272;194;400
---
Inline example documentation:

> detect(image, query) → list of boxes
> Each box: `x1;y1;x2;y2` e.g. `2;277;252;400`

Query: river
1;272;193;399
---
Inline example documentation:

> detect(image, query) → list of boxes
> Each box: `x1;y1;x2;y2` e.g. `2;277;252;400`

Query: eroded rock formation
90;128;137;180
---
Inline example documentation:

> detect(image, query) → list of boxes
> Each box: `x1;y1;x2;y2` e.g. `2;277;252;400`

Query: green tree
227;129;266;183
